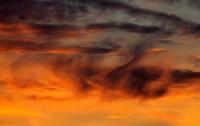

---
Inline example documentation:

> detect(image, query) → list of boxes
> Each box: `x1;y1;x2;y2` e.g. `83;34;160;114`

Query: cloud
0;0;199;34
0;39;117;54
171;69;200;83
0;0;199;102
87;23;163;34
1;45;199;101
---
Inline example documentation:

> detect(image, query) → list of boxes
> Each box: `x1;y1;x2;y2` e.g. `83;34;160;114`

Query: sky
0;0;200;126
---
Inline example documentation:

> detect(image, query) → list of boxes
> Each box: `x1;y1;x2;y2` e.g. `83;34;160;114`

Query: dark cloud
62;63;200;99
171;70;200;83
109;66;166;98
0;40;116;54
188;0;200;9
188;25;200;34
106;40;154;83
30;24;79;33
0;0;199;34
158;40;174;44
97;41;199;99
43;41;200;99
87;23;163;33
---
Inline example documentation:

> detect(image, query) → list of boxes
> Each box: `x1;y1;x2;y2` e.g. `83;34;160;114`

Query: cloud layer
0;0;199;101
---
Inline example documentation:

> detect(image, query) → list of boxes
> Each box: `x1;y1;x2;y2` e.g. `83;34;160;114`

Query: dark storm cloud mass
0;0;199;100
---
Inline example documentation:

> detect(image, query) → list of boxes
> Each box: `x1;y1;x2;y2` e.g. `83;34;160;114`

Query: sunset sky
0;0;200;126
